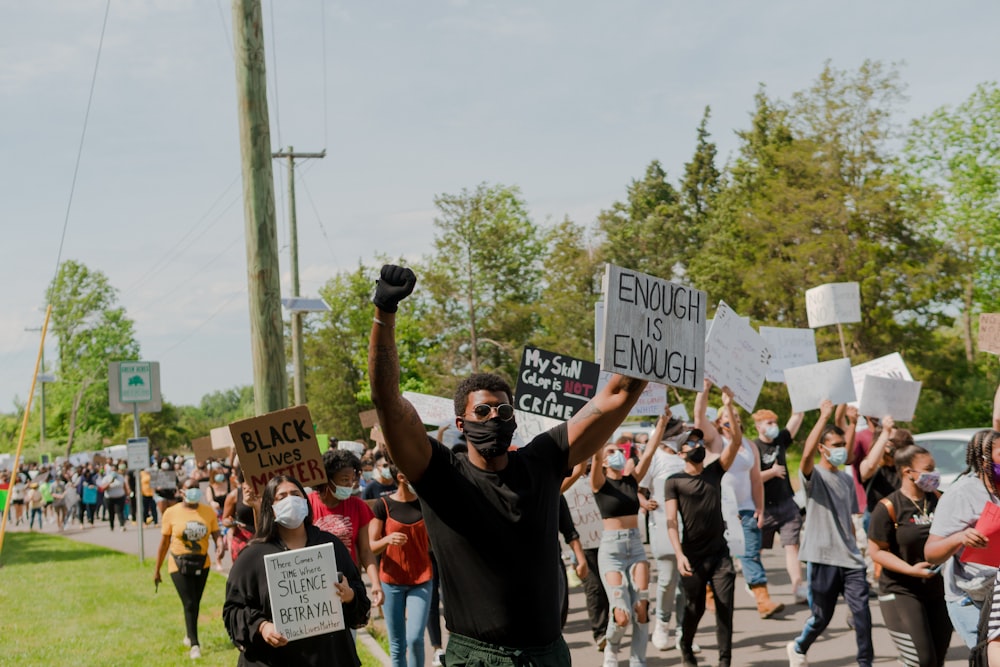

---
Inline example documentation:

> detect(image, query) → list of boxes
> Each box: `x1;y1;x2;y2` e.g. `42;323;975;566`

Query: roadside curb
357;627;392;667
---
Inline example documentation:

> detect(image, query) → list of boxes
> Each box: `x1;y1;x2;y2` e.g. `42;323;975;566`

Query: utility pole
232;0;287;415
272;147;325;406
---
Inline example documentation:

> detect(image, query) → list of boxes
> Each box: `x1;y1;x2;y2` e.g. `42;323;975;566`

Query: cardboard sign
851;352;913;408
562;477;603;550
402;391;455;426
192;436;215;465
265;543;345;640
783;358;857;413
600;264;706;390
595;371;668;417
858;375;922;422
980;314;1000;355
758;327;818;383
805;282;861;328
516;346;600;421
211;426;236;452
229;405;327;495
149;470;177;490
704;301;770;412
358;409;379;429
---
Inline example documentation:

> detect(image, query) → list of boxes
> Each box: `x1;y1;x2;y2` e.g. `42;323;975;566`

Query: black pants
879;588;952;667
79;502;96;525
171;570;210;645
580;547;610;643
678;549;735;663
426;552;443;648
104;496;126;529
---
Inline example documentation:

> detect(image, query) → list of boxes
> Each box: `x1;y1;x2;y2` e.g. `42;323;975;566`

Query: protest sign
805;282;861;328
858;375;922;422
670;403;690;424
596;371;668;417
149;470;176;490
358;409;379;429
512;410;561;447
265;543;345;640
600;263;706;390
783;358;856;413
980;314;1000;355
704;301;770;412
192;436;214;465
402;391;455;426
959;502;1000;568
515;346;600;421
229;405;327;495
758;327;818;383
851;352;913;407
563;477;603;550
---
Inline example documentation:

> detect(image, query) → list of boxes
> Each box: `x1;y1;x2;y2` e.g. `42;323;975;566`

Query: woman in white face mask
224;475;371;667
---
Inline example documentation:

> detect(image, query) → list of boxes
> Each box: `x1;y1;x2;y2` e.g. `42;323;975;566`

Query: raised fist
373;264;416;313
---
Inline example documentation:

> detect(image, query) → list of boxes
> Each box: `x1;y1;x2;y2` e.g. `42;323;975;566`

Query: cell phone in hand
928;563;943;575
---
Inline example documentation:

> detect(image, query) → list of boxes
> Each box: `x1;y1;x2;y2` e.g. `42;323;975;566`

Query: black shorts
761;496;802;549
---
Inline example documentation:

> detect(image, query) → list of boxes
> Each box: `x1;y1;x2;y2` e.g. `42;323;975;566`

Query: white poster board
704;301;771;412
402;392;456;426
805;282;861;328
670;403;691;424
600;264;706;390
758;327;818;383
851;352;913;407
265;543;345;641
596;371;668;417
563;477;603;550
858;375;922;422
512;411;562;449
783;358;857;413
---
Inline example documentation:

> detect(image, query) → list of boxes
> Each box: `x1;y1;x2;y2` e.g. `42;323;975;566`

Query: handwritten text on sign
516;346;600;421
704;301;770;412
758;327;818;383
851;352;913;407
265;543;345;641
601;264;706;391
805;282;861;328
563;477;603;550
229;405;327;495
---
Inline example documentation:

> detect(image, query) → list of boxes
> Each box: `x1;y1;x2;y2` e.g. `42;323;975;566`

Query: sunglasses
470;403;515;421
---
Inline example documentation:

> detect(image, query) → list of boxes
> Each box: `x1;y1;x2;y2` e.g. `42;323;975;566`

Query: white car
912;427;981;491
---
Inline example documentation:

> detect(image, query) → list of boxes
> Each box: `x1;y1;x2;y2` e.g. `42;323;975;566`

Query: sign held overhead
805;282;861;328
229;405;327;495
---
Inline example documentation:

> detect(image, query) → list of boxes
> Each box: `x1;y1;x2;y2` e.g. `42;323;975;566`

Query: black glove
372;264;416;313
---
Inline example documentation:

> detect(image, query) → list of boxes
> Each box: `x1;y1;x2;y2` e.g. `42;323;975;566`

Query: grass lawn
0;532;382;667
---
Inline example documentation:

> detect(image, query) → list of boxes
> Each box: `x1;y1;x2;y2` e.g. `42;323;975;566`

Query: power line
152;289;247;358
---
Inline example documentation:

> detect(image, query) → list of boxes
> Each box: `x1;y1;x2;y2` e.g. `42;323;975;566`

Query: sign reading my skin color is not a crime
229;405;327;496
265;542;345;641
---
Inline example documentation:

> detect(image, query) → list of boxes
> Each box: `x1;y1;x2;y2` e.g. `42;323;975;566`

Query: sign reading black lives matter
600;264;706;391
265;542;345;641
515;346;600;420
229;405;327;496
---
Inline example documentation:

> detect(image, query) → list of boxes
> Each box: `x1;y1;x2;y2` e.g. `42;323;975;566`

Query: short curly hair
453;373;514;417
322;448;362;479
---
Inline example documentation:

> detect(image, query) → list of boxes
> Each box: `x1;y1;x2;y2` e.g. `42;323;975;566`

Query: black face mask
461;418;517;459
685;445;707;464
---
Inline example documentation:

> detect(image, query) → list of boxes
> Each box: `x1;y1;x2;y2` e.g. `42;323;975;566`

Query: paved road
10;515;972;665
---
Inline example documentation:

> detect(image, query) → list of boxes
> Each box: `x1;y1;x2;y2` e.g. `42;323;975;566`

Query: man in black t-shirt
664;383;744;667
368;264;649;667
752;407;806;604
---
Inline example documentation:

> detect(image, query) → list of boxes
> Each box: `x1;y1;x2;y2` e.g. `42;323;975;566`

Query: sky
2;1;998;412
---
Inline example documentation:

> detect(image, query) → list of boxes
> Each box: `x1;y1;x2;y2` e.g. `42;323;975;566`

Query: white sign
758;327;818;383
600;264;706;390
563;477;603;550
704;302;771;412
265;543;345;641
512;411;562;448
670;403;690;424
805;282;861;328
210;426;236;452
858;375;922;422
126;437;149;471
119;361;153;403
783;358;857;413
851;352;914;408
596;371;668;417
402;392;456;426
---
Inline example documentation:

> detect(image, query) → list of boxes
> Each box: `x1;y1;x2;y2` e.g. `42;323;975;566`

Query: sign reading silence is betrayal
600;263;706;391
229;405;327;495
515;346;600;421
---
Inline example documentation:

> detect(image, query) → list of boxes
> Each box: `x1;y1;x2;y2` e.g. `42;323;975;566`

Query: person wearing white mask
224;475;371;666
154;477;225;660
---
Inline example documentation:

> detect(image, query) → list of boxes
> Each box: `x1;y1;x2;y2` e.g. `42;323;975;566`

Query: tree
45;260;139;457
905;81;1000;361
680;106;721;252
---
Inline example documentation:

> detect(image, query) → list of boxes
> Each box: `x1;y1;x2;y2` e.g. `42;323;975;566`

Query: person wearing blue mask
787;399;872;667
362;452;399;507
154;477;225;660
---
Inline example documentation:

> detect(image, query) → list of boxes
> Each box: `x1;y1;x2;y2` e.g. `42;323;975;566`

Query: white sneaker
602;643;618;667
183;637;191;648
431;648;444;667
189;645;201;660
651;619;670;650
675;633;701;653
786;641;807;667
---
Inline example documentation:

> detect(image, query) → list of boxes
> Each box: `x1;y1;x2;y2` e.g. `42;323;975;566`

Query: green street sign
119;361;153;403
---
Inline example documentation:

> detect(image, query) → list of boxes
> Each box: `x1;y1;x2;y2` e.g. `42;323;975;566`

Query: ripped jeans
598;528;649;667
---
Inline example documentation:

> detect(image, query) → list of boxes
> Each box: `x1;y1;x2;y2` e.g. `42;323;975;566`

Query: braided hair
964;429;1000;498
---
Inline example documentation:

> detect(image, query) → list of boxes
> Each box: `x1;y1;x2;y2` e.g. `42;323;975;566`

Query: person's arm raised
800;399;834;479
634;408;670;483
367;265;431;482
694;377;722;451
565;374;648;468
786;411;805;439
718;389;743;471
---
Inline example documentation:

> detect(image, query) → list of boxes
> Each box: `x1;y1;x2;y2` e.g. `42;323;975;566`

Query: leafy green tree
45;260;140;458
905;81;1000;361
679;106;721;253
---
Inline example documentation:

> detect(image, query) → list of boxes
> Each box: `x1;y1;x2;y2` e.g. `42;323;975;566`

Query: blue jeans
946;595;982;648
383;581;432;667
738;510;766;586
793;563;872;666
598;528;649;666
